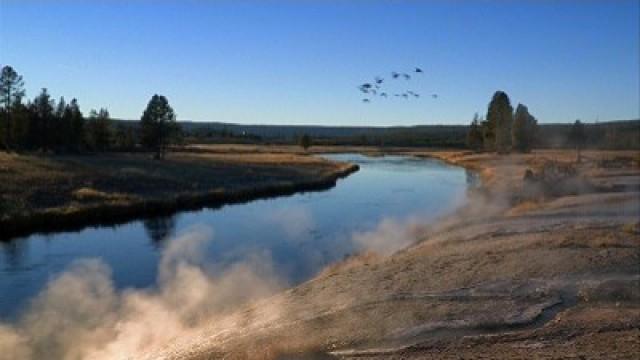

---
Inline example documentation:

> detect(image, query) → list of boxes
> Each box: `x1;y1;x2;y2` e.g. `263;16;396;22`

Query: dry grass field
0;150;357;239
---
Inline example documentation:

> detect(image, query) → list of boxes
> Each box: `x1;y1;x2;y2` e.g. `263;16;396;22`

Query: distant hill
177;121;464;139
113;119;640;149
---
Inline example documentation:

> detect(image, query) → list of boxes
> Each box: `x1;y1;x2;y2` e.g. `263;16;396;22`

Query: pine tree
68;99;85;151
140;94;179;159
54;97;67;150
0;66;26;150
114;123;137;150
512;104;538;153
31;88;54;151
86;109;112;151
486;91;513;153
9;101;30;149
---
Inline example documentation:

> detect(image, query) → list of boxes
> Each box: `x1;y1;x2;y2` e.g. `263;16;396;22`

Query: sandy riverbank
143;149;640;360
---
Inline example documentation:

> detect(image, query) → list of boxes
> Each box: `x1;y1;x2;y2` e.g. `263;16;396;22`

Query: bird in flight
357;67;433;103
359;83;373;93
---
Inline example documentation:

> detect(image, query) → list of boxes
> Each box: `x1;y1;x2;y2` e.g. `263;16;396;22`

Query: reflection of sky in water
0;154;469;319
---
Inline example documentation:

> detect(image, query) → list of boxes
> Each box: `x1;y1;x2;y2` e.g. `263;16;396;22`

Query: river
0;154;473;319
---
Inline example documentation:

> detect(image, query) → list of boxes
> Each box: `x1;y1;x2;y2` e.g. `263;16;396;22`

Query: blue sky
1;0;638;126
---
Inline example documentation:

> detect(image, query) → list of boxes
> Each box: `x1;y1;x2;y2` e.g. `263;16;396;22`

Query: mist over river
0;154;472;319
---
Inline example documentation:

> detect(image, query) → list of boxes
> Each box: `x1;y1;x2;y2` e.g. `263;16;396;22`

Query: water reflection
1;238;28;271
143;215;178;249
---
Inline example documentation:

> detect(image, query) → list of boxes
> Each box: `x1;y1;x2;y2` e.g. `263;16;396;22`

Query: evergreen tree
512;104;538;153
54;97;67;150
113;123;137;151
486;91;513;153
0;66;26;150
86;108;112;151
140;94;179;159
466;113;484;151
68;99;85;151
480;119;494;151
9;101;30;149
30;88;55;151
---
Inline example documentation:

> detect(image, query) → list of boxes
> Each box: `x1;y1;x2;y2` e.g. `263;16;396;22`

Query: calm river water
0;154;473;318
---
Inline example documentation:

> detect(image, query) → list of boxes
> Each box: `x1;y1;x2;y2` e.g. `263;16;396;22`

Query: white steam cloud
352;217;425;256
0;226;284;360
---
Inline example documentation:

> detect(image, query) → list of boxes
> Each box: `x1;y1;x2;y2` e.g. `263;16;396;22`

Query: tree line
465;91;540;153
465;90;599;155
0;65;180;159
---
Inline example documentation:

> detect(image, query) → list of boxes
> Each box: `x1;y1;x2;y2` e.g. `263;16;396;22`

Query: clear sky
1;0;638;126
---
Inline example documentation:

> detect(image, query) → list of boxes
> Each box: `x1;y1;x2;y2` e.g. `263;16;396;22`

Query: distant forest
180;119;640;150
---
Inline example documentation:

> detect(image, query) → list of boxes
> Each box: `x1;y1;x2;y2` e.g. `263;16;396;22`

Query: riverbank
0;151;358;240
144;148;640;360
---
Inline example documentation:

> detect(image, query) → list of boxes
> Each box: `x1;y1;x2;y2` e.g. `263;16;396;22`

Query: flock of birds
358;67;438;103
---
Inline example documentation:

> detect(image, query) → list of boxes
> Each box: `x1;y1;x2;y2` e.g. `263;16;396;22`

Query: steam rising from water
0;211;463;359
0;226;285;360
352;217;424;256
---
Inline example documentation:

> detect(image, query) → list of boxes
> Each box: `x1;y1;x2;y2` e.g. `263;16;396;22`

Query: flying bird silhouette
358;83;373;93
357;68;433;103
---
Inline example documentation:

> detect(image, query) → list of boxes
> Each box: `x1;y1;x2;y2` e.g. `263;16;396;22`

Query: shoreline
143;148;639;360
0;158;358;241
